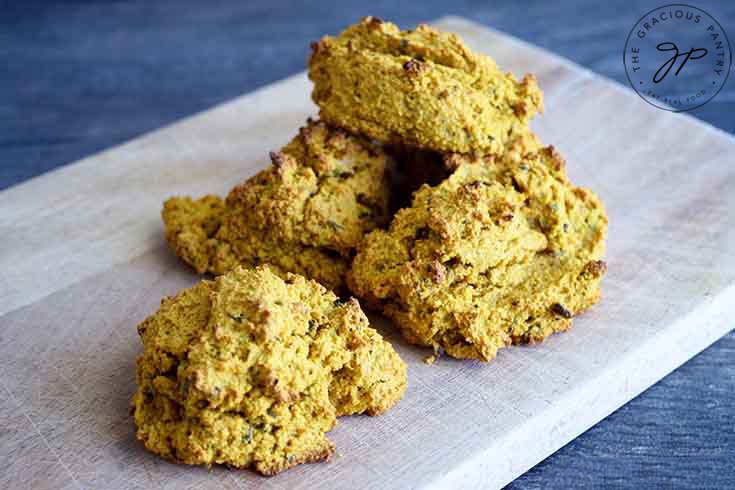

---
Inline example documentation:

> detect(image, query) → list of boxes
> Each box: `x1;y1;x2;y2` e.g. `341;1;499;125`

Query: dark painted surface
1;1;733;488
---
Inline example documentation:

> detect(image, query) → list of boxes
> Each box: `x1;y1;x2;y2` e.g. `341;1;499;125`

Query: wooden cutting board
1;16;733;490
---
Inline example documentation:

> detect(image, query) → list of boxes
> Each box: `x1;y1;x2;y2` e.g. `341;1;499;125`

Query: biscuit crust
162;119;394;292
348;146;607;361
309;17;543;154
131;266;406;475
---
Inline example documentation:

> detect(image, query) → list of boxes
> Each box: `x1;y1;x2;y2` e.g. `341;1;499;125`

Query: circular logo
624;4;731;112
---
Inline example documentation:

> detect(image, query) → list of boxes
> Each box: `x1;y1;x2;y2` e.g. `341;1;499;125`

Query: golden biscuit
131;265;406;475
162;119;394;292
309;17;543;154
348;146;607;361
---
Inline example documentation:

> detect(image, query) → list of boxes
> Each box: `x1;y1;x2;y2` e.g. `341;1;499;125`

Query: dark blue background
2;1;733;488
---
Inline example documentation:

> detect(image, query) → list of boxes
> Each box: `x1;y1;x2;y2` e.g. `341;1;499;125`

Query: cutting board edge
0;70;310;200
421;283;735;489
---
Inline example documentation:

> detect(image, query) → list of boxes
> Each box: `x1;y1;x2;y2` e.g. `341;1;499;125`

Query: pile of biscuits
131;17;608;475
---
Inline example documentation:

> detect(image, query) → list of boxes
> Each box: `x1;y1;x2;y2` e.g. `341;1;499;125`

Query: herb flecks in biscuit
348;146;607;361
309;17;543;154
131;265;406;475
162;119;394;292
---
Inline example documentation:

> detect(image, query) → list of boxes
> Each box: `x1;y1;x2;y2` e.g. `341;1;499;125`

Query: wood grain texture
0;16;733;490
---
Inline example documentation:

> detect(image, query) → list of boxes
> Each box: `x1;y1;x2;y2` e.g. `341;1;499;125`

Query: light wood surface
1;16;733;490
